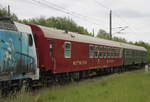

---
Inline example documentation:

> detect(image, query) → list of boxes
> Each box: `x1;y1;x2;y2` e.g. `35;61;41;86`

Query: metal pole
109;10;112;39
93;28;95;37
8;5;10;16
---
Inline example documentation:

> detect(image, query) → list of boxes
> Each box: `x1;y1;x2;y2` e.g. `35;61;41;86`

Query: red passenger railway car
29;24;123;75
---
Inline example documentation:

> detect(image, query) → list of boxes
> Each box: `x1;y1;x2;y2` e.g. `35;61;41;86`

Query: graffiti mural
0;30;37;80
1;38;15;72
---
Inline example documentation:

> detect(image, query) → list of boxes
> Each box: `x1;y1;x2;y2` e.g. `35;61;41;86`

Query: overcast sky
1;0;150;43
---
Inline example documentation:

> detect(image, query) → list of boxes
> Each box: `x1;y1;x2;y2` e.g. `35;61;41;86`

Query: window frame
99;46;103;58
94;45;99;58
64;42;71;58
107;47;111;58
103;47;107;58
111;48;114;58
89;45;94;58
28;34;33;47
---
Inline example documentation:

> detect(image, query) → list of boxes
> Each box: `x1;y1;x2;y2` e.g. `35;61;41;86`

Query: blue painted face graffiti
0;30;37;80
1;38;15;72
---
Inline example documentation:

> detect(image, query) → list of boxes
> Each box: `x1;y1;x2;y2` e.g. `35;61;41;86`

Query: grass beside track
1;69;150;102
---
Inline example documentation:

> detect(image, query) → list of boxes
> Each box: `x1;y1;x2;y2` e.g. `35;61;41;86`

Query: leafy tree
20;17;92;36
96;29;111;40
96;29;127;43
113;36;127;43
0;8;18;21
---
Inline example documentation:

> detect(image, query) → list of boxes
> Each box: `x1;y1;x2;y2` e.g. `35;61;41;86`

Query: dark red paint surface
29;24;123;74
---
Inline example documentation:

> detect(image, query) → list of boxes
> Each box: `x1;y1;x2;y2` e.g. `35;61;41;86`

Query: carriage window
115;48;118;57
110;48;113;58
119;49;122;57
64;42;71;58
49;44;53;56
113;48;116;57
116;48;120;57
89;45;94;58
110;48;112;58
107;47;110;58
125;49;128;57
103;47;107;58
115;48;119;57
126;49;129;58
28;34;33;46
94;46;99;58
99;46;103;58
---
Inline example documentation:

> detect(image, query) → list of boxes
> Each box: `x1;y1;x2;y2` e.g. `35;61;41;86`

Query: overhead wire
94;0;140;35
9;0;150;42
97;0;150;35
43;0;106;23
13;0;141;33
28;0;109;30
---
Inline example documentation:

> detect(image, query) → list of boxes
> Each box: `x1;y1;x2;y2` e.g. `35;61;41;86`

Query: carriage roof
34;25;147;52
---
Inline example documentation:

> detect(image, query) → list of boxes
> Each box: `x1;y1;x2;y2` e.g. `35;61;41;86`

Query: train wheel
70;72;80;82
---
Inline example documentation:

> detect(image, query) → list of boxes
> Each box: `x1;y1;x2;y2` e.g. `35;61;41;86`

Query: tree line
0;8;150;63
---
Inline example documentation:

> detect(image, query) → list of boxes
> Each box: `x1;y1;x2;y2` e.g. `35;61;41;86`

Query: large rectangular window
114;48;118;58
107;47;111;58
103;47;107;58
89;45;94;58
119;49;122;57
94;46;99;58
116;48;120;57
64;42;71;58
111;48;114;58
99;46;103;58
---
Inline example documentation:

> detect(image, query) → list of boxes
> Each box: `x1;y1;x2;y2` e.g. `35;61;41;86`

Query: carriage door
49;41;55;69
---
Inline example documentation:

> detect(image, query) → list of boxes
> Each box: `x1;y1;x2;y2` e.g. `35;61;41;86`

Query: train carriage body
29;24;124;74
121;43;147;66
